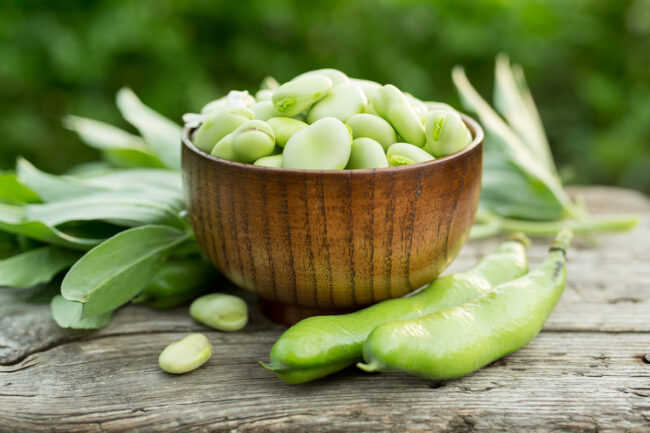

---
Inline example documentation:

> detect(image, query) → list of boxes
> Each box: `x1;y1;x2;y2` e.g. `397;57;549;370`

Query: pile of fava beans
185;69;473;170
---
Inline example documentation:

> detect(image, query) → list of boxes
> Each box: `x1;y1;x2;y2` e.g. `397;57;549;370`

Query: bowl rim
182;112;483;175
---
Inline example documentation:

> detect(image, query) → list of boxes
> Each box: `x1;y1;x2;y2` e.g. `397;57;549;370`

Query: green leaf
61;225;190;317
0;172;41;204
63;115;165;169
0;203;103;250
81;169;184;206
116;88;182;170
493;54;556;173
51;295;112;329
17;158;105;202
0;246;81;288
25;191;185;229
452;66;576;220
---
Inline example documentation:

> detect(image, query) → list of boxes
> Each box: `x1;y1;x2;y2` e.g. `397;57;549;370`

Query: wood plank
0;331;648;432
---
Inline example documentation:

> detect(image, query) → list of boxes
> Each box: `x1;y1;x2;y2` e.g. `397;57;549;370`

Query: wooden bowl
182;114;483;325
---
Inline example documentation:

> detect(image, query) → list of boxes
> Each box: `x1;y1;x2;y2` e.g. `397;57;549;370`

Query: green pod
346;113;398;150
424;110;472;157
193;107;254;153
282;117;352;170
254;154;283;168
359;230;572;380
250;100;283;121
261;237;529;383
267;117;309;148
294;68;349;86
386;142;434;166
272;75;333;117
350;78;382;100
307;83;367;123
371;85;425;147
132;258;216;309
255;89;274;102
346;138;389;169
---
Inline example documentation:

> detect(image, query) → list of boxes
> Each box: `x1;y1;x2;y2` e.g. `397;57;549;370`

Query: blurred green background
1;0;649;192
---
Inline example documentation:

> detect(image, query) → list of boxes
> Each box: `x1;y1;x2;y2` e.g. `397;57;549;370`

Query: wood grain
181;116;483;323
0;187;648;432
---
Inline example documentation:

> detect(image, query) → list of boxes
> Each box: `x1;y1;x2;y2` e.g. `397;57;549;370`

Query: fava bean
190;293;248;331
386;142;434;166
254;154;284;168
346;113;398;150
294;68;349;86
346;138;389;169
158;333;212;374
272;75;333;117
350;78;382;100
250;100;282;121
424;110;472;157
371;85;425;147
282;117;352;170
255;89;273;102
307;83;367;123
267;117;308;148
193;107;253;153
212;120;275;163
358;230;572;380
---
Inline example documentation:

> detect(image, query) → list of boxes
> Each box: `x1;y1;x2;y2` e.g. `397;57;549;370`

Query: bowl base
258;297;365;326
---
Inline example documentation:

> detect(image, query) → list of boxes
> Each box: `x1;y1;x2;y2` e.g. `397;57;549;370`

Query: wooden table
1;187;648;432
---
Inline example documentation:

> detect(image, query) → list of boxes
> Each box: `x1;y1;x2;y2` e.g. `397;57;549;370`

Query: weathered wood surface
0;186;648;432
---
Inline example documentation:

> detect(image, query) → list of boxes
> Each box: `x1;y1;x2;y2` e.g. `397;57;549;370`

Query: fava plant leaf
51;295;112;329
61;225;190;318
0;246;81;288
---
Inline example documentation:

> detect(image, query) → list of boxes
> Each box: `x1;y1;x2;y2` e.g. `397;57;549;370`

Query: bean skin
358;229;572;380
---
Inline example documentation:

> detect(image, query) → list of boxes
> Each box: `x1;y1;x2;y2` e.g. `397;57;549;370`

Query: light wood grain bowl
182;114;483;325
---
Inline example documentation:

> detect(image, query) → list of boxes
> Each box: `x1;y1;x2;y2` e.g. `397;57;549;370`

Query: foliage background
1;0;648;192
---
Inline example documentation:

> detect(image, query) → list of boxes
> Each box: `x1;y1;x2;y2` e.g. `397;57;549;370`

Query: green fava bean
190;293;248;331
231;120;275;163
267;117;308;148
386;142;434;166
358;230;572;380
282;117;352;170
405;92;428;119
424;101;454;112
350;78;382;100
158;333;212;374
193;107;254;153
211;120;275;163
250;100;282;121
371;84;425;147
255;89;273;102
424;110;472;157
254;154;283;168
346;138;389;169
294;68;349;86
272;74;333;117
346;113;398;150
261;237;529;383
307;83;367;123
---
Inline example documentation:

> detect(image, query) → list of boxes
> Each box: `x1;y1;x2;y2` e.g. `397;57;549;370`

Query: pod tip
509;232;531;247
356;361;379;373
